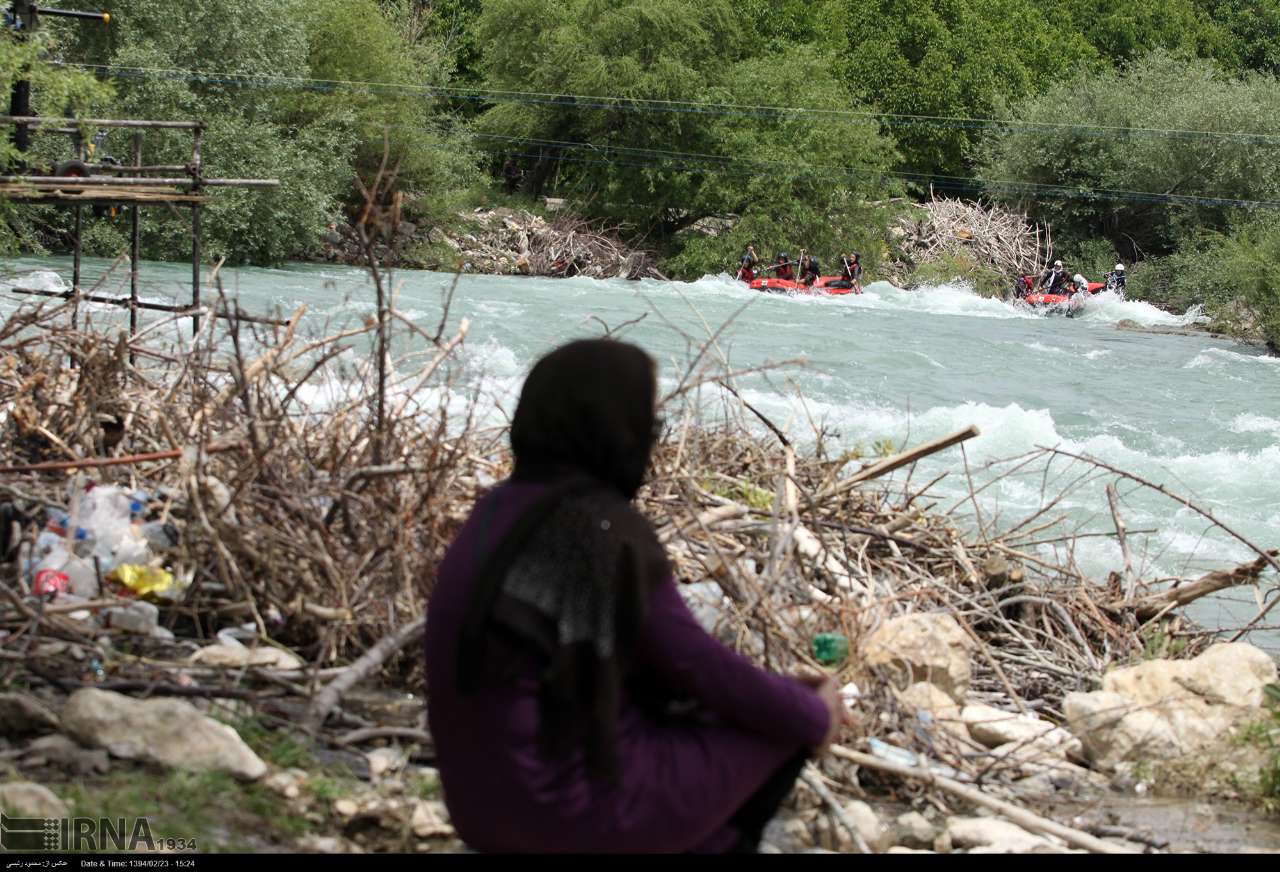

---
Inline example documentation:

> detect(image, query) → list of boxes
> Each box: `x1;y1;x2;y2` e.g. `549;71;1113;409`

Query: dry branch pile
890;193;1051;281
443;208;664;280
322;207;665;280
0;293;491;684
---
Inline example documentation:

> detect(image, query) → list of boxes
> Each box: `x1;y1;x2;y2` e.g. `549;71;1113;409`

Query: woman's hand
793;671;851;754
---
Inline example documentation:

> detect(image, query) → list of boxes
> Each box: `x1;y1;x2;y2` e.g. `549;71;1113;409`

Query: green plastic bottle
811;632;849;666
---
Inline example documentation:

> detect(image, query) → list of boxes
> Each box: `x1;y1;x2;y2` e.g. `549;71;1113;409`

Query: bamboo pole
0;174;279;188
129;132;142;350
7;287;290;326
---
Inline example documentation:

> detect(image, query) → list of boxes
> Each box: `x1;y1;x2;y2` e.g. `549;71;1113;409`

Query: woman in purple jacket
425;338;845;853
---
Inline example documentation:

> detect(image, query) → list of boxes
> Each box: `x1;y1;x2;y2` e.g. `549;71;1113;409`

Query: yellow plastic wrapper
108;564;175;597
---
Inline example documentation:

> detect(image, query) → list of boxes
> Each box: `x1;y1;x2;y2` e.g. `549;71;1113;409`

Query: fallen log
304;614;427;732
1120;552;1279;621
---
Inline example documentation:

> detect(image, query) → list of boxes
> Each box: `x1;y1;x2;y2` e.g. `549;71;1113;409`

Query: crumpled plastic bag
107;564;175;597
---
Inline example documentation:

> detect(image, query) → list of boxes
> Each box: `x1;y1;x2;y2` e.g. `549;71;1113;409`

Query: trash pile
0;295;481;691
22;480;180;606
640;420;1279;850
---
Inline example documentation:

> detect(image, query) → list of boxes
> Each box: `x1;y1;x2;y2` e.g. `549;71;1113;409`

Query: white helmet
1074;273;1086;284
1114;263;1125;272
1053;260;1063;268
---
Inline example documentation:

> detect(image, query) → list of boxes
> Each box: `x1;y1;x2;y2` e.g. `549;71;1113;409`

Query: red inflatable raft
749;275;859;296
1012;276;1104;313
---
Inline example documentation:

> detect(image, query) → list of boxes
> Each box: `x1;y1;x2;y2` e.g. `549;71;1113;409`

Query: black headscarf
457;339;670;782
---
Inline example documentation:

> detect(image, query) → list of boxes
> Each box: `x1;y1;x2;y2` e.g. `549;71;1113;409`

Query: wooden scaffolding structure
2;114;283;333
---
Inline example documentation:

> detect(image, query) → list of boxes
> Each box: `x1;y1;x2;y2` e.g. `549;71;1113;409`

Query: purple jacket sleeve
633;575;831;749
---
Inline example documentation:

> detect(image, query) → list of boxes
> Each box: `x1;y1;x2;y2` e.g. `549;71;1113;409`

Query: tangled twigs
892;194;1047;279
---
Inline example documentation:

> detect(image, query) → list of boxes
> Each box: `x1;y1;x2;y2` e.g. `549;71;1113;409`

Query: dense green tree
0;26;113;254
1131;215;1280;350
300;0;479;228
1198;0;1280;76
58;0;352;264
725;0;844;52
476;0;896;270
1050;0;1227;62
830;0;1097;180
976;51;1280;258
5;0;481;264
410;0;484;84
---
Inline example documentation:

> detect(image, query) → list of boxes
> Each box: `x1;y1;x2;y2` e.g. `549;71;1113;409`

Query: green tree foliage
476;0;897;276
977;51;1280;258
1051;0;1227;63
1131;215;1280;350
412;0;484;84
300;0;479;228
1198;0;1280;76
830;0;1096;179
0;30;111;169
58;0;353;264
43;0;476;264
0;28;114;254
725;0;844;52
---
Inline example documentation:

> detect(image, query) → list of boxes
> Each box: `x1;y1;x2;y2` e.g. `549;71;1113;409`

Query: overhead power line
472;132;1280;210
44;64;1280;209
62;62;1280;146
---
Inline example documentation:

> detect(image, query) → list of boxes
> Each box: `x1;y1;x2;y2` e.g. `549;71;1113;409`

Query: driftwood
323;206;665;280
800;766;871;854
818;425;981;501
891;192;1051;281
304;615;427;732
1122;553;1279;621
1;229;1273;855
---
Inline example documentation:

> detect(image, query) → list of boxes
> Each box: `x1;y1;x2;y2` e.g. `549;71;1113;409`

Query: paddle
839;256;863;294
762;260;799;274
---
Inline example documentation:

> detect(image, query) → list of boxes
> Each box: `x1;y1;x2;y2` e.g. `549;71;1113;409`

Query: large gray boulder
60;688;267;781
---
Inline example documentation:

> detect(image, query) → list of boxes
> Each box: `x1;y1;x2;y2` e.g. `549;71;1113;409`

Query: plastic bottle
811;632;850;666
139;520;179;551
32;543;98;598
74;485;146;573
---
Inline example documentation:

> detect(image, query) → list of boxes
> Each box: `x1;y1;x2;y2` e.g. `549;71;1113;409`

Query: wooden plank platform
0;181;207;205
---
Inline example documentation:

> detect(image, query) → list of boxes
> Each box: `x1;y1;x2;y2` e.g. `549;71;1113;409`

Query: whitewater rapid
3;258;1277;644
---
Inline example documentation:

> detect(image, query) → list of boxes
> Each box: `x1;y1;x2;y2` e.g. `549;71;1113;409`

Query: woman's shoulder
557;489;668;568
